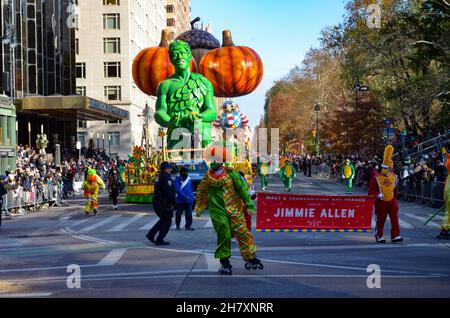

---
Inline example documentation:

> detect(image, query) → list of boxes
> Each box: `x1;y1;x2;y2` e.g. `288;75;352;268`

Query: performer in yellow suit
368;145;403;243
83;168;106;216
437;153;450;239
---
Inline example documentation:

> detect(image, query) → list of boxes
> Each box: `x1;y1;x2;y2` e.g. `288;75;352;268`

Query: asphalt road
0;174;449;298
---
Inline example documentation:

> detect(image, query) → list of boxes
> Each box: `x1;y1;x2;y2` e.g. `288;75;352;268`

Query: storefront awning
16;95;129;121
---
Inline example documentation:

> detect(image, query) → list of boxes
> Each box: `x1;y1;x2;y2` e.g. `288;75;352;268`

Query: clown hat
382;145;395;169
203;145;232;167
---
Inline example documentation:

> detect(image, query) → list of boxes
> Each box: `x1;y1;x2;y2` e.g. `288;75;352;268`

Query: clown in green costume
279;159;296;192
340;159;355;194
195;147;263;275
155;40;217;150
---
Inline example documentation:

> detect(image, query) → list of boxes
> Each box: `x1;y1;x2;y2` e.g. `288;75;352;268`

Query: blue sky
191;0;347;127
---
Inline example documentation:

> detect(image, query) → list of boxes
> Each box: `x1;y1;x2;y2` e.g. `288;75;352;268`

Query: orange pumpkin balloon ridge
132;29;197;96
198;30;264;98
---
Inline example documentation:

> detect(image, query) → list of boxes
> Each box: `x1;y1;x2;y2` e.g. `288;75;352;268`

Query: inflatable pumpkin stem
222;30;235;47
159;29;172;48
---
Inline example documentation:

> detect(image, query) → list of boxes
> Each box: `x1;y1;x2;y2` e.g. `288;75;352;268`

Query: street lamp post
96;133;99;150
102;134;105;151
108;134;111;156
28;122;31;148
314;104;321;157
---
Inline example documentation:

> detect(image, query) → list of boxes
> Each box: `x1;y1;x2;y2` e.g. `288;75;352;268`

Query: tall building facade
165;0;190;39
75;0;166;159
0;0;76;99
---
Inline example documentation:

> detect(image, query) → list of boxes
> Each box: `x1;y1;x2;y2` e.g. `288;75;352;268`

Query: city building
165;0;190;40
0;0;128;170
75;0;167;159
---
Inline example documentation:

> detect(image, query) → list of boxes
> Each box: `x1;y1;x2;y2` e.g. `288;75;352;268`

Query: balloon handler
257;158;270;191
279;159;296;192
368;145;403;243
341;159;355;194
83;168;106;216
195;146;263;275
437;153;450;239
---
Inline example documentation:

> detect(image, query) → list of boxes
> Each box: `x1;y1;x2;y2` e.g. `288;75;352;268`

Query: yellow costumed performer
83;168;106;216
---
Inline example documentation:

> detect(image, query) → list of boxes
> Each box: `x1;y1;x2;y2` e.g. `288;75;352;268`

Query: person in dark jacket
0;179;6;228
174;167;195;231
107;168;122;210
146;162;176;246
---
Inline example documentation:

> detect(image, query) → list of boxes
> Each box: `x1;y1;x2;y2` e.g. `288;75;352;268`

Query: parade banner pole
424;206;444;226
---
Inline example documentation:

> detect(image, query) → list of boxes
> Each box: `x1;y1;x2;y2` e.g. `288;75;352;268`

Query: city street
1;175;449;298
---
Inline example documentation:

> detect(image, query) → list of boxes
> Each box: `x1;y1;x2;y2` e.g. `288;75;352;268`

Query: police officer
146;162;176;246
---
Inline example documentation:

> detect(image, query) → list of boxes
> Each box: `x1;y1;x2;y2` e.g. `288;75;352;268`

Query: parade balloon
176;19;220;67
132;29;197;96
199;30;264;98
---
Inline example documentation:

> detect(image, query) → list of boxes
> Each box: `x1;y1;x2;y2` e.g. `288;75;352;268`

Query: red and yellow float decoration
125;146;159;203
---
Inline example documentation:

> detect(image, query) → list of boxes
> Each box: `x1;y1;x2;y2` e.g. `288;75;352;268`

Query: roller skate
244;257;264;270
93;209;98;216
218;258;232;276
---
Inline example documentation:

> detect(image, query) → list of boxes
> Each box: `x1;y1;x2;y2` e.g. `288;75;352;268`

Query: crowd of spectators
281;131;449;208
1;145;125;216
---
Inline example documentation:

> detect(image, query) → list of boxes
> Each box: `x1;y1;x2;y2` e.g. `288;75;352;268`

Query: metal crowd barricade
0;182;68;220
397;178;444;207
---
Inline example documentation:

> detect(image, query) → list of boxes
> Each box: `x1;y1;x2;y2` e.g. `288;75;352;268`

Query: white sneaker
392;236;403;243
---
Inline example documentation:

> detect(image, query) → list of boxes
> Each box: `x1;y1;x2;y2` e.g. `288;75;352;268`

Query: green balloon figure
155;40;217;149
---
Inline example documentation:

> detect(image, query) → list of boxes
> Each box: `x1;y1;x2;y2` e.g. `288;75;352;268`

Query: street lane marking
78;215;121;233
404;213;441;228
71;218;91;227
72;235;116;245
109;215;145;232
97;248;128;266
399;219;415;229
140;219;158;231
203;253;218;271
0;293;53;298
204;219;213;228
1;271;443;286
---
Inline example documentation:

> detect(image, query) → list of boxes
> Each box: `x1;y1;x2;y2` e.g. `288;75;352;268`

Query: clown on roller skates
83;168;105;216
195;146;263;275
368;145;403;243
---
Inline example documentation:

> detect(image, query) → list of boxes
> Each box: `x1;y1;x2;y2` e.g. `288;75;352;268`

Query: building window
103;0;120;5
108;132;120;146
76;86;86;96
77;132;87;148
77;121;87;129
104;86;121;101
103;13;120;30
103;37;121;54
76;63;86;78
167;18;175;27
166;5;174;13
104;62;121;78
75;38;79;55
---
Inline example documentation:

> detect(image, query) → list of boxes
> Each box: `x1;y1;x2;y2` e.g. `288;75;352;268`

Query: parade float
123;105;161;203
131;25;263;187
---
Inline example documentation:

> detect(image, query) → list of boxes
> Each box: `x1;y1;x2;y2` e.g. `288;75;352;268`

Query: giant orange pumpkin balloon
199;30;264;98
132;29;197;96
